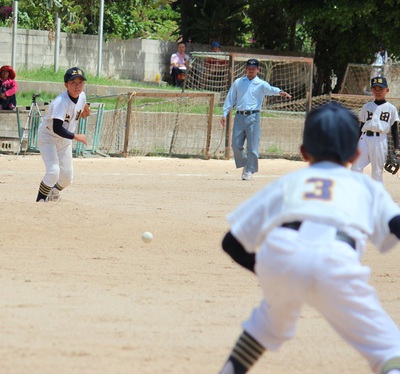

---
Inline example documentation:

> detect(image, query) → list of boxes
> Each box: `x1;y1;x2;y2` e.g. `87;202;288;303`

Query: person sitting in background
170;41;190;87
205;41;228;68
208;41;228;56
204;41;229;91
210;40;222;53
0;65;18;110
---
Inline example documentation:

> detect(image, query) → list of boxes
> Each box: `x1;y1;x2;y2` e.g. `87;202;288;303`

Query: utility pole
11;0;18;67
54;14;61;72
97;0;104;77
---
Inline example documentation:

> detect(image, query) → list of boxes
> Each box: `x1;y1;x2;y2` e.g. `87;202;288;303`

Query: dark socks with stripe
54;182;63;191
36;181;51;202
220;331;265;373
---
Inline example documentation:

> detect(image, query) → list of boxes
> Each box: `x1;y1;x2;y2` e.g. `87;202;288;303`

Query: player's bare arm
74;133;87;145
80;103;91;119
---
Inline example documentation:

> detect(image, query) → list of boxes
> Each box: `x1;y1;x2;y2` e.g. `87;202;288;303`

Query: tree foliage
247;0;400;94
178;0;251;46
247;0;298;51
3;0;400;95
0;0;180;40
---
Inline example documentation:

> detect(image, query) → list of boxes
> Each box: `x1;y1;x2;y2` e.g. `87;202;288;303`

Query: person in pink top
0;65;18;110
170;41;189;87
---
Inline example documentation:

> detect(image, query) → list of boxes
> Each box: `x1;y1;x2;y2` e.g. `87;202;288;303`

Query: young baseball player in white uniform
351;76;399;182
220;102;400;374
36;67;90;202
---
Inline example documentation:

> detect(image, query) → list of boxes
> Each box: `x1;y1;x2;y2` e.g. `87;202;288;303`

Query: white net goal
340;62;400;98
185;52;314;111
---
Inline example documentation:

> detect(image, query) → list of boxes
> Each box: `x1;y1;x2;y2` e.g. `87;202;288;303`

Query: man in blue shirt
220;59;292;180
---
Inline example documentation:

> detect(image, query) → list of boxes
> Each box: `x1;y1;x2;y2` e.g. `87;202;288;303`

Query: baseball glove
384;152;400;175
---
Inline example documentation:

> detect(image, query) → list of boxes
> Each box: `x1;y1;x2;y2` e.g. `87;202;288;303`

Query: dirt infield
1;154;400;374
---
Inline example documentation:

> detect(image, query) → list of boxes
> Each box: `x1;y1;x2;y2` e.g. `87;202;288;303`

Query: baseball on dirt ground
142;232;153;243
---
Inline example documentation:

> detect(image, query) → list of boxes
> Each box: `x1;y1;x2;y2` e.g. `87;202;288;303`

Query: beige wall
0;27;215;83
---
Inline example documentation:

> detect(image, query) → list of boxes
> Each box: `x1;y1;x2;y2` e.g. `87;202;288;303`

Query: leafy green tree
0;0;89;32
97;0;179;40
178;0;250;46
300;0;400;94
247;0;296;51
247;0;400;95
0;0;179;40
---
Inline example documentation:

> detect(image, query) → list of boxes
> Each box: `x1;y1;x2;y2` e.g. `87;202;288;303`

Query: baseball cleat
47;188;61;202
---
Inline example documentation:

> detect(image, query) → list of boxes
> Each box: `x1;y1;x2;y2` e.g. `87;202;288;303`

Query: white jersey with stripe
227;162;400;255
38;91;87;140
360;101;399;133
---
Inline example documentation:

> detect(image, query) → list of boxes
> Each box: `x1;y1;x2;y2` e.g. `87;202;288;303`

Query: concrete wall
0;27;214;83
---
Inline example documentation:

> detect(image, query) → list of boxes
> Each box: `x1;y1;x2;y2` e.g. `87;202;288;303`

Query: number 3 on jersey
304;178;333;201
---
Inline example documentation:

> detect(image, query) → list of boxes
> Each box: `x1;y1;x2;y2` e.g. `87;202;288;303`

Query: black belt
281;221;356;250
236;110;260;116
364;131;380;136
